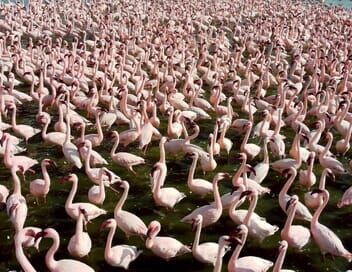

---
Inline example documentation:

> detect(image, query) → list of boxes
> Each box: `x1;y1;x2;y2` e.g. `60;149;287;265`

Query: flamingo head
34;230;48;242
234;153;246;162
285;195;299;211
310;188;324;195
191;215;203;231
215;172;230;182
0;133;9;146
245;164;256;176
59;174;76;184
25;229;42;251
43;159;57;167
239;190;252;200
147;221;161;239
106;131;118;140
79;207;89;223
282;167;296;178
326;168;335;182
100;219;115;230
278;240;288;251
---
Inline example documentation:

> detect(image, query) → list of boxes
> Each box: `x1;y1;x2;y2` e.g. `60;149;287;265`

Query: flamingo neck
66;179;77;209
282;203;297;236
312;192;329;226
232;159;246;185
84;144;92;172
263;140;269;164
279;173;296;200
15;240;36;272
75;213;84;240
243;193;257;225
12;169;21;196
153;165;167;198
41;120;50;140
42;163;50;191
214;242;226;272
95;112;103;142
159;140;165;164
11;106;17;128
273;246;287;272
213;179;222;211
192;221;202;253
64;116;71;144
187;156;198;187
228;231;247;271
105;224;116;259
45;231;59;270
240;124;251;151
320;135;332;159
115;183;129;213
110;134;119;157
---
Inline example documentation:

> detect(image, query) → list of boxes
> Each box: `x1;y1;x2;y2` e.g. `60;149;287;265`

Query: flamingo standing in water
101;219;142;269
35;228;95;272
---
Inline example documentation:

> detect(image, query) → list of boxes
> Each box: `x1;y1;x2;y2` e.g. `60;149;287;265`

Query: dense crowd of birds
1;0;352;271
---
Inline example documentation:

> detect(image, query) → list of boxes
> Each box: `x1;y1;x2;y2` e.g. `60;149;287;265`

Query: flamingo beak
240;190;252;199
100;221;109;231
310;188;324;195
34;231;46;242
231;185;239;195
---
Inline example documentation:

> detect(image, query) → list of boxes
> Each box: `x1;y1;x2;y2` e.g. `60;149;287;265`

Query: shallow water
0;85;351;272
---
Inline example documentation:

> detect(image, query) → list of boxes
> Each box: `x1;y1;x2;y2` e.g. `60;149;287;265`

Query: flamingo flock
1;0;352;271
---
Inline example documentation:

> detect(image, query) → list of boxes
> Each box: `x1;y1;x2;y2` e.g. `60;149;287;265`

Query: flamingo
62;114;82;169
310;189;352;262
60;174;106;221
35;228;95;272
109;131;145;174
114;180;148;239
181;172;229;228
67;208;92;258
29;158;55;204
101;219;142;269
281;195;311;250
146;220;191;260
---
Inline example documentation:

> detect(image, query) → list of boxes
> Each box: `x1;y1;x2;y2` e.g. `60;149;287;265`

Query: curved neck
110;134;119;157
105;225;116;258
66;179;77;208
115;184;128;213
11;106;17;128
187;156;198;187
263;140;269;164
228;231;247;270
240;125;251;150
75;213;84;240
273;246;287;272
45;232;59;270
279;173;296;199
15;240;37;272
159;140;166;164
192;221;202;252
282;203;297;236
312;193;329;226
153;165;167;196
84;144;92;172
243;193;257;225
213;179;222;210
320;135;332;158
64;116;71;144
42;163;50;190
41;120;50;140
95;112;103;141
214;242;226;272
232;159;246;185
12;169;21;195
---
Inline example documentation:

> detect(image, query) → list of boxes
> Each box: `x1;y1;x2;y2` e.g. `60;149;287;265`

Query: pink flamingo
114;180;148;239
29;159;56;204
67;208;92;258
310;189;352;262
35;228;95;272
146;220;191;260
60;174;106;221
1;133;38;178
7;167;27;232
101;219;142;269
109;131;145;174
281;195;310;250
